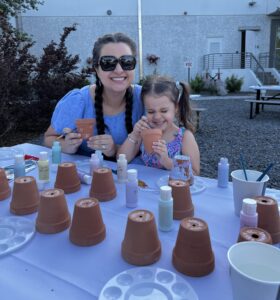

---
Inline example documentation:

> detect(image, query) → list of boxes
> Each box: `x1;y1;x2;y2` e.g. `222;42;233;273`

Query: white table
0;143;279;300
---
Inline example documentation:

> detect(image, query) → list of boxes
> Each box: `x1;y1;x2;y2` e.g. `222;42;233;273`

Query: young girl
117;75;200;175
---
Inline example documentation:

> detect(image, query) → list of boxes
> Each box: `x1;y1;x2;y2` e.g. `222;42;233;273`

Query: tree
0;0;43;17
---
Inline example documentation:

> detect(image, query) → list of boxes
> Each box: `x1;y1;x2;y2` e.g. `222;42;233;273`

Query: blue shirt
51;85;143;156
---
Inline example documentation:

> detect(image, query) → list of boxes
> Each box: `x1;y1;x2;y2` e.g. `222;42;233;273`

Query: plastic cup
231;170;269;216
227;241;280;300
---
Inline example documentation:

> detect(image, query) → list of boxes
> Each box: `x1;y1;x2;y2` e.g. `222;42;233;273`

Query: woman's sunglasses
99;55;136;71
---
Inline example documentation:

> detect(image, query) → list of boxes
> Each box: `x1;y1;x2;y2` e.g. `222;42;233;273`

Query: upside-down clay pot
169;179;194;220
10;176;39;215
121;209;161;266
172;217;215;277
253;196;280;244
237;227;272;244
89;168;116;201
36;188;71;234
69;197;106;246
141;128;162;154
54;162;81;194
0;168;11;201
75;118;95;140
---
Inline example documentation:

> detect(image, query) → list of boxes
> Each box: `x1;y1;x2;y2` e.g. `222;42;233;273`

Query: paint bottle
217;157;229;188
240;198;258;228
117;154;127;183
77;170;92;185
38;151;49;182
14;154;26;179
90;153;100;175
95;150;103;167
126;169;138;208
52;141;61;164
159;186;173;232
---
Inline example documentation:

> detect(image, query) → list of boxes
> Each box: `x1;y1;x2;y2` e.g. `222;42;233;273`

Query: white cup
231;169;269;216
227;242;280;300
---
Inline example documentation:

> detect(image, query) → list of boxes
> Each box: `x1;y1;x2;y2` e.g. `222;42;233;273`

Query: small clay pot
169;179;194;220
54;162;81;194
89;168;116;201
69;197;106;246
75;118;95;140
36;188;71;234
121;209;161;266
254;196;280;244
172;217;215;277
10;176;39;215
0;168;11;201
237;227;272;244
141;128;162;154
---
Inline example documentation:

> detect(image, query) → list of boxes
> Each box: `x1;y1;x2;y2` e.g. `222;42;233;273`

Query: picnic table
246;85;280;119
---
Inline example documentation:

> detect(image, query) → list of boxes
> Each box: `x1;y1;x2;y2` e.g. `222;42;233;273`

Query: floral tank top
141;127;185;169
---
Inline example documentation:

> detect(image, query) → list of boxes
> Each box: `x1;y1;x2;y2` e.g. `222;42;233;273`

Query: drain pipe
137;0;143;81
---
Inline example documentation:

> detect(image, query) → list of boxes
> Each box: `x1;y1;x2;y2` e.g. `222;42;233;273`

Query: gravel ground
5;96;279;189
194;98;280;189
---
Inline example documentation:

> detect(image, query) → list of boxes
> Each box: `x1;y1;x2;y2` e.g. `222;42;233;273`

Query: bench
244;99;280;119
192;107;207;130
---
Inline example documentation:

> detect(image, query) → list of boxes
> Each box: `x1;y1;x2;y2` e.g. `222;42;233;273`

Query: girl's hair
141;75;195;132
92;33;137;135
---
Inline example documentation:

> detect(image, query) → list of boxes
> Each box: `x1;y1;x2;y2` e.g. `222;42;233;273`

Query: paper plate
0;216;35;256
0;147;24;161
157;175;206;195
99;267;198;300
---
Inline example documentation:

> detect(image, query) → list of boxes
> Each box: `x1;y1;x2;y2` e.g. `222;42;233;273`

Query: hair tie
176;81;183;101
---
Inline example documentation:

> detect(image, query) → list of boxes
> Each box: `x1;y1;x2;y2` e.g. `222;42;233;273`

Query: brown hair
92;33;137;135
141;75;195;132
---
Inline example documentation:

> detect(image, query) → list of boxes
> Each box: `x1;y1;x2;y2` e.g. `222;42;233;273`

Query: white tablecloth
0;143;279;300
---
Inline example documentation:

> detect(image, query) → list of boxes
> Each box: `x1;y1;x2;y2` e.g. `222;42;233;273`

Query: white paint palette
99;267;198;300
0;216;35;256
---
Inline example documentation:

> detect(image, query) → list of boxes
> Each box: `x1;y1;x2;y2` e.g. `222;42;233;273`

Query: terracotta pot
253;196;280;244
170;154;194;185
141;128;162;154
10;176;39;215
54;162;81;194
89;168;116;201
36;188;71;234
169;179;194;220
122;209;161;266
75;118;95;140
172;217;215;277
0;168;11;201
237;227;272;244
69;197;106;246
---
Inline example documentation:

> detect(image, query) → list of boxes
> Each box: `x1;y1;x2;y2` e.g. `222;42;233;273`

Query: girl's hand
62;128;83;154
132;116;150;138
87;134;116;157
152;139;173;169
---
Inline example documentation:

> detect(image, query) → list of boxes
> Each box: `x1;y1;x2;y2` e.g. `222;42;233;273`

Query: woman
44;33;143;159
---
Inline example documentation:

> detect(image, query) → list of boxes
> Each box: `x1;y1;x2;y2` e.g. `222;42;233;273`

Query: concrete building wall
21;13;271;84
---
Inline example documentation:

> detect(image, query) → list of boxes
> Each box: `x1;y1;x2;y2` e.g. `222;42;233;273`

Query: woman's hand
62;128;83;154
87;134;116;157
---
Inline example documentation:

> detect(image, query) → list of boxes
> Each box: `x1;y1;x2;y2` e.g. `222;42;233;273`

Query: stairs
255;71;279;85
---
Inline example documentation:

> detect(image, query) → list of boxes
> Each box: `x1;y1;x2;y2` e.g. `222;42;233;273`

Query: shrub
0;19;92;137
190;74;204;93
225;75;244;93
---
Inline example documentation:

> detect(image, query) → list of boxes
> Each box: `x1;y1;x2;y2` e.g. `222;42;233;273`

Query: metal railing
203;52;267;83
259;52;280;70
